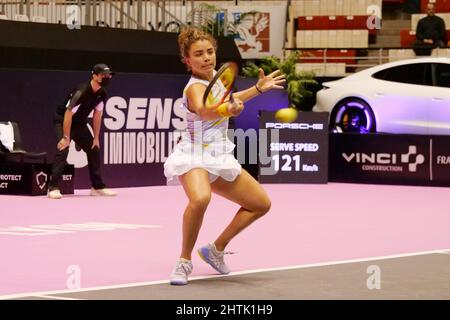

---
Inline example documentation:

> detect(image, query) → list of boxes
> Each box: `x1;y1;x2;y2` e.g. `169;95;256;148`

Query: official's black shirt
54;82;106;127
416;15;446;42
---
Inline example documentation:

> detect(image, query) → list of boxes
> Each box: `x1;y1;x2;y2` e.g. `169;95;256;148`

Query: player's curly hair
178;27;217;68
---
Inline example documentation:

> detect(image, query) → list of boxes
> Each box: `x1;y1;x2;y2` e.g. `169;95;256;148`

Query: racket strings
204;63;237;110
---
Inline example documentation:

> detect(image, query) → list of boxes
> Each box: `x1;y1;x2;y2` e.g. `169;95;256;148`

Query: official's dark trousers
49;122;106;191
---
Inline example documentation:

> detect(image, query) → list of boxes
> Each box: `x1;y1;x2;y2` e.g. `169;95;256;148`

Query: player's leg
197;169;270;274
178;168;212;260
211;169;271;251
170;168;211;285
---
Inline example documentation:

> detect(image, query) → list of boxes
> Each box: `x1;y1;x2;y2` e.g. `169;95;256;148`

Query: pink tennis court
2;183;449;300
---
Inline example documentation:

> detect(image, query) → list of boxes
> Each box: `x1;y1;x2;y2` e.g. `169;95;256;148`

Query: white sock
179;258;191;263
212;243;223;253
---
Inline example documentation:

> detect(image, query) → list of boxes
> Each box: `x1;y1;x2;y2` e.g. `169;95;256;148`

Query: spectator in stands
48;64;117;199
413;2;446;55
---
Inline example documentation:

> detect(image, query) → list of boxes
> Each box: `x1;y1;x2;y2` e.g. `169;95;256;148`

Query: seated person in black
48;63;117;199
413;2;446;56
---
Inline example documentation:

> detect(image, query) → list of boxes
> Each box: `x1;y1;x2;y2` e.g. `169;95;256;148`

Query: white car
312;57;450;134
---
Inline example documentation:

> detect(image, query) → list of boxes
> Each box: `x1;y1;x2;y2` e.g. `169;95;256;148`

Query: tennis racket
202;62;238;110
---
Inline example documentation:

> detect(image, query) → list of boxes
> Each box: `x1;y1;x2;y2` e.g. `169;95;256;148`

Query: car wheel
330;98;376;133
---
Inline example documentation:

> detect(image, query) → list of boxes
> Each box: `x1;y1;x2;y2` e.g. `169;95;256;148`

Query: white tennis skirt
164;137;242;185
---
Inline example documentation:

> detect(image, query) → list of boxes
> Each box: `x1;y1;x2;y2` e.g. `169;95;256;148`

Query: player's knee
189;193;211;211
254;197;271;217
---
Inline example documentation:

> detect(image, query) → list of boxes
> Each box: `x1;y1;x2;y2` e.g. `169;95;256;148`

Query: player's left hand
256;69;286;93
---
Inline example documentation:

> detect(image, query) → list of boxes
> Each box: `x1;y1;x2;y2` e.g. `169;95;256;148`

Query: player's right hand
228;97;244;117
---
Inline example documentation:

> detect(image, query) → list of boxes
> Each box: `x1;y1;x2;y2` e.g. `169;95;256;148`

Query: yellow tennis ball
275;108;298;123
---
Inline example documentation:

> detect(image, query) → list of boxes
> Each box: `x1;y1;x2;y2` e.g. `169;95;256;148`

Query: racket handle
216;102;232;117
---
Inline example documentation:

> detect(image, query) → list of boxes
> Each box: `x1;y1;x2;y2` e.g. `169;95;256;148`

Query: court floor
1;183;449;300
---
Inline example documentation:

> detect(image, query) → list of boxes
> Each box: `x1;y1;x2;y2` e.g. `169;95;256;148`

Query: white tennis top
180;74;230;146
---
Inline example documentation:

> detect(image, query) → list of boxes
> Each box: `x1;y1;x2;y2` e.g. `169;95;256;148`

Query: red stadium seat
328;16;338;29
400;29;416;47
297;15;374;31
336;16;347;29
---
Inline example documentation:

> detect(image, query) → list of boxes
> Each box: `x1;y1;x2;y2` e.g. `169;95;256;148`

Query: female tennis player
165;27;285;285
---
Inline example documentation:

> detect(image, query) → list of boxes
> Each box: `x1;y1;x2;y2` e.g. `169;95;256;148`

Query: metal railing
287;47;450;76
2;0;436;75
0;0;188;30
0;0;234;33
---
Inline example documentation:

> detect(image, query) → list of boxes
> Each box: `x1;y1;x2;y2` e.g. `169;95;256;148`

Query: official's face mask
98;76;112;87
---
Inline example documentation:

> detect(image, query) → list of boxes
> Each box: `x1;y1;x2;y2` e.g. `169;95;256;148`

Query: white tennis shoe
170;259;193;285
47;189;62;199
90;188;117;196
198;243;230;274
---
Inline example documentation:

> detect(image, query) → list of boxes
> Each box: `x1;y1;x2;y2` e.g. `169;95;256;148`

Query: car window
372;69;388;80
372;63;428;85
433;63;450;88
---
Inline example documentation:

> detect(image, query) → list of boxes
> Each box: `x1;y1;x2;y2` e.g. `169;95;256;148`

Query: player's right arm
186;83;241;120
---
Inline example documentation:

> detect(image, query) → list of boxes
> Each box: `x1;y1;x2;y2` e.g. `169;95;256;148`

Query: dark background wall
0;19;287;187
0;20;242;73
0;68;288;187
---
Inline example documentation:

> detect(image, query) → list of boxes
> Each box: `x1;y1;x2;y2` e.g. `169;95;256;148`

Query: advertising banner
258;111;329;184
329;133;450;187
0;163;73;196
